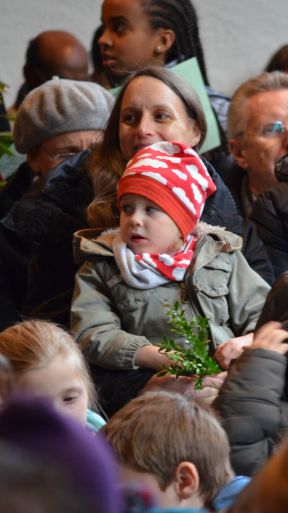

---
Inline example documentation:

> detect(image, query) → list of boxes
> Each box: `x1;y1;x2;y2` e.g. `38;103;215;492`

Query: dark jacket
223;161;249;217
215;348;288;476
0;150;91;330
250;183;288;278
202;159;274;285
0;161;34;218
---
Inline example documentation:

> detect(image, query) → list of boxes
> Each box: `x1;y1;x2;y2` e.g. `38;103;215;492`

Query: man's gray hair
228;71;288;139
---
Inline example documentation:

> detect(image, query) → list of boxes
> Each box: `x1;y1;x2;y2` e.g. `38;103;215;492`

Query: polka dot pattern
118;140;217;239
117;141;217;282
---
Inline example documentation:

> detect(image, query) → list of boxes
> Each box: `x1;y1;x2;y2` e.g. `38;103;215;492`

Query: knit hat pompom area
117;141;217;239
13;76;115;153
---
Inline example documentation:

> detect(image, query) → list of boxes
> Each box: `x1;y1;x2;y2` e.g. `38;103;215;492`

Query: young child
71;140;270;415
102;390;250;512
0;319;105;430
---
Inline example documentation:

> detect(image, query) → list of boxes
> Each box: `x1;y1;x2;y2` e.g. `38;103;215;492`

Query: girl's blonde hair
0;320;95;406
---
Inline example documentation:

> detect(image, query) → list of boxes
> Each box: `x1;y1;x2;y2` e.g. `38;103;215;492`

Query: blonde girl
0;319;105;430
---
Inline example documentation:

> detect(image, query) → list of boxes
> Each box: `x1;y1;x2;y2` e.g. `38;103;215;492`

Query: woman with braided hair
99;0;208;84
97;0;230;132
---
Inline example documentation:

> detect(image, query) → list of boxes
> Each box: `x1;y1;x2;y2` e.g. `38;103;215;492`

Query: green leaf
158;302;220;389
0;131;14;158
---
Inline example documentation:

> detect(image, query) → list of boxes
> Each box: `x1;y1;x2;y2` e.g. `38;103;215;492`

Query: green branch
158;302;220;389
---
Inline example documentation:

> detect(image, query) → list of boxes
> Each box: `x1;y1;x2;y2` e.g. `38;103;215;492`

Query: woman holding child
71;68;270;415
85;68;272;284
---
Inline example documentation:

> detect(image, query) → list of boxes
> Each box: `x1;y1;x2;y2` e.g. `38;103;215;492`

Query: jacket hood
73;223;242;267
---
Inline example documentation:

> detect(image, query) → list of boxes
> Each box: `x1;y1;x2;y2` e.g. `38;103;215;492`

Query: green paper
109;57;221;154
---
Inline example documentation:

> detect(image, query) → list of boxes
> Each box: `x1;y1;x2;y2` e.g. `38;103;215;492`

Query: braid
144;0;210;86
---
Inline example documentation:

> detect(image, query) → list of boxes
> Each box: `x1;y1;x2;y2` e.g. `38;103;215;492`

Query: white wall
194;0;288;95
1;0;288;106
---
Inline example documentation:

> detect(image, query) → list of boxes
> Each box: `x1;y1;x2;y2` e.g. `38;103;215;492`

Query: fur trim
195;222;242;251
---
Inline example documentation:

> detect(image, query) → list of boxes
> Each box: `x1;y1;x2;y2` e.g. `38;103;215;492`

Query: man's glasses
260;120;287;137
236;120;288;139
40;147;78;161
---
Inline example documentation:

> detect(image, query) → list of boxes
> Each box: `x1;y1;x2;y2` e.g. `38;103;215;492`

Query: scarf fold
112;231;195;289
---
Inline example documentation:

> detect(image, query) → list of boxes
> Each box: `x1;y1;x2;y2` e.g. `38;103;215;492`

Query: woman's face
119;76;201;160
99;0;167;83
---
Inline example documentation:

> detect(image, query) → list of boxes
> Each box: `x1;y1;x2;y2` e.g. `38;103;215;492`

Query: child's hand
251;321;288;354
214;333;253;369
134;344;174;371
141;371;227;405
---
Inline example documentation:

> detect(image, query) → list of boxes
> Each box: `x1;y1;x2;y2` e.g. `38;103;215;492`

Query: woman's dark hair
143;0;210;86
265;44;288;73
91;25;105;74
86;66;207;227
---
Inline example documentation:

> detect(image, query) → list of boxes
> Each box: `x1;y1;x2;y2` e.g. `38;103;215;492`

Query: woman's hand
251;321;288;354
214;333;254;369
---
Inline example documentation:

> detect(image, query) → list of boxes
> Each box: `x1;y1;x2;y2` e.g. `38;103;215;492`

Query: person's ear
229;138;249;169
27;148;43;173
153;29;175;58
175;461;200;501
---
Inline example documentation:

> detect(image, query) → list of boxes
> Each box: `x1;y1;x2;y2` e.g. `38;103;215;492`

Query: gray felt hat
13;77;115;153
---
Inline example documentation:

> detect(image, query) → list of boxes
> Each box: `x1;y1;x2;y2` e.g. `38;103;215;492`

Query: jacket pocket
192;255;232;325
106;274;154;312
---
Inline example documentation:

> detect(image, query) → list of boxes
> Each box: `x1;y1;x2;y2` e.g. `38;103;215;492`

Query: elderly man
0;77;114;330
11;30;89;112
224;71;288;217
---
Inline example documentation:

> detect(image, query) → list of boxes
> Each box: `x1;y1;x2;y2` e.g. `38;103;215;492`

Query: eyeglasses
236;120;288;139
259;120;287;137
40;147;78;161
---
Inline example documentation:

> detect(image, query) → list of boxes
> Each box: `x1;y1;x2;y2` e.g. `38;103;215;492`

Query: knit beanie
118;141;217;239
0;395;122;513
13;77;115;153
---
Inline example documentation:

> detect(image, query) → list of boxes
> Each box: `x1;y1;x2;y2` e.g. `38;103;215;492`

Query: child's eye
63;393;80;404
112;21;128;36
120;204;133;214
146;206;158;214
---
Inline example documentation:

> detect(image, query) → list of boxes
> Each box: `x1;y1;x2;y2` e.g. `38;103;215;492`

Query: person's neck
247;172;278;198
178;494;204;510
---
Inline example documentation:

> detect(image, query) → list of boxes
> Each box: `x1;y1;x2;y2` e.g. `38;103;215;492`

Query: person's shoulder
73;227;117;267
196;222;242;252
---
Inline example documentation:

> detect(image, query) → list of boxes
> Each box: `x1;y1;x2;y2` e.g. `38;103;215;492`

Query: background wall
1;0;288;106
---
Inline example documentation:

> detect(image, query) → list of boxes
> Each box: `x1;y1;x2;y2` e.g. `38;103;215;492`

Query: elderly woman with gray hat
0;77;114;330
0;76;114;216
